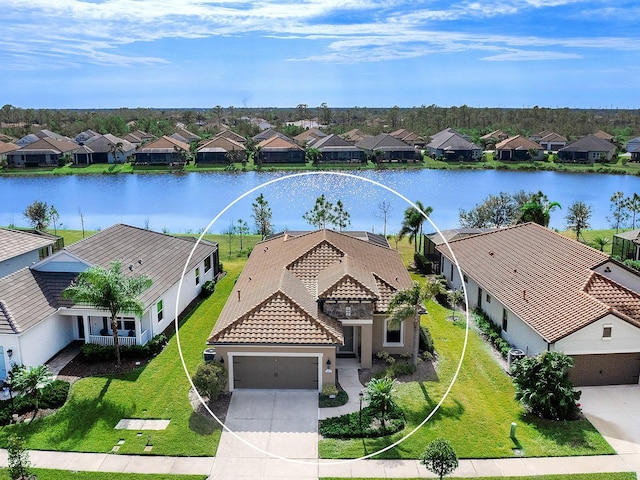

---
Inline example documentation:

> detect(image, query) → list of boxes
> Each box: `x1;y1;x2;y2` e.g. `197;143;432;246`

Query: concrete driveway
579;385;640;455
210;389;319;480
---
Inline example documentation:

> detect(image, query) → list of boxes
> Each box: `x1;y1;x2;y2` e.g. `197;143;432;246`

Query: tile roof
0;142;19;155
0;228;57;263
437;223;620;343
257;135;303;150
209;229;412;345
356;133;416;151
495;135;542;151
198;136;245;153
559;134;616;153
137;136;189;153
14;137;79;154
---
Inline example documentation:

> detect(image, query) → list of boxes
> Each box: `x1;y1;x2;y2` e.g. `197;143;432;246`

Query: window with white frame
116;317;135;332
345;306;352;317
157;300;164;322
204;255;211;273
384;318;403;346
195;267;200;285
602;325;612;339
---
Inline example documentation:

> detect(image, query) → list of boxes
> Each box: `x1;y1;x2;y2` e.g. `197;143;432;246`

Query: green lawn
322;474;636;480
1;471;206;480
0;230;615;460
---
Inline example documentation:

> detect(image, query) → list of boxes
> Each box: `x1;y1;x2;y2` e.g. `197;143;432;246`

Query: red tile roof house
196;136;246;165
134;136;190;165
208;230;413;391
0;224;219;381
7;137;80;167
494;135;544;161
437;222;640;386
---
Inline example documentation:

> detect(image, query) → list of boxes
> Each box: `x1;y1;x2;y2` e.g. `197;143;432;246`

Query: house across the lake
0;224;219;380
208;229;413;391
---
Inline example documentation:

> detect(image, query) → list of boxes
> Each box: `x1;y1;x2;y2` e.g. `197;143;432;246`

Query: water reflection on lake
1;169;638;234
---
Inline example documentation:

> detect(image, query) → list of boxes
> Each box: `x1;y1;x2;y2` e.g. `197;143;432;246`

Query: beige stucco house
208;229;413;391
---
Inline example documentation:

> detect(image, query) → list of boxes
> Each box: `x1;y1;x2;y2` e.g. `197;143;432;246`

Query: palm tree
364;376;397;435
12;365;53;421
517;191;561;227
63;261;152;366
388;278;445;367
398;201;433;253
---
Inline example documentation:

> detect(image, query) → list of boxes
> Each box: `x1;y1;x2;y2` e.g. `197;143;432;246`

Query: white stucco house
0;224;219;381
0;228;62;278
437;222;640;386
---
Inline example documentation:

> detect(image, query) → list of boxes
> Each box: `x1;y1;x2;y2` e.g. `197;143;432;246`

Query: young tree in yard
63;260;152;367
251;193;273;240
593;236;610;252
511;351;581;420
364;376;397;435
192;361;226;401
608;191;629;233
49;205;61;235
236;219;249;251
375;200;392;237
446;289;464;321
420;437;459;480
388;278;445;367
303;194;336;229
564;200;593;240
23;200;52;231
626;193;640;229
7;434;33;480
333;199;351;231
12;365;53;421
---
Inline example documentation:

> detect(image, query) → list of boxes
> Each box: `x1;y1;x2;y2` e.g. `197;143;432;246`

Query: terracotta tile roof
209;229;411;345
0;228;57;263
0;142;18;155
198;136;245;153
137;136;189;152
257;135;303;150
584;273;640;325
437;223;613;343
495;135;542;151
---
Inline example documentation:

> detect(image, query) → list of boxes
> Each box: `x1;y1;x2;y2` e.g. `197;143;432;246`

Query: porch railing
88;329;150;347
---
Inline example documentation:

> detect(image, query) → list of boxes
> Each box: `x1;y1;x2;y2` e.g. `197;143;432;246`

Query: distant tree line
2;104;639;145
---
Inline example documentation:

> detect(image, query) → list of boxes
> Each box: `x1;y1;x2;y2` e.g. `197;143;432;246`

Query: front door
338;326;355;354
77;316;85;340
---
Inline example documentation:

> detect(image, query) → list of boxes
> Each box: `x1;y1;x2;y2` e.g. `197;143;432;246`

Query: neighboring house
74;129;100;144
252;128;289;143
15;130;67;148
208;229;413;391
7;137;79;167
340;129;370;143
171;127;201;144
0;228;62;278
437;222;640;386
356;133;419;162
196;136;246;165
612;229;640;262
423;228;493;273
593;130;614;141
389;129;425;149
214;129;246;144
480;130;509;148
425;131;482;161
74;134;135;164
293;128;328;147
0;142;19;162
256;135;305;164
312;134;365;163
494;135;544;161
134;136;190;164
124;130;155;147
529;131;567;151
0;224;219;381
557;134;616;163
627;136;640;153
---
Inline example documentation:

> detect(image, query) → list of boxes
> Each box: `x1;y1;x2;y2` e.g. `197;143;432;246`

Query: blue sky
1;0;639;109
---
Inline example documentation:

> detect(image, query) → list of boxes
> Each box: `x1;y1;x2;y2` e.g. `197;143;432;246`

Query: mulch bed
56;356;150;384
358;356;439;386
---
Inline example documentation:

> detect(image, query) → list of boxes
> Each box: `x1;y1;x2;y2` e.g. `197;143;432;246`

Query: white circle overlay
174;170;470;465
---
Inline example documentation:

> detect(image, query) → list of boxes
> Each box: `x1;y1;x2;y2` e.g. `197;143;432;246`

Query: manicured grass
7;471;207;480
321;474;637;480
0;242;253;455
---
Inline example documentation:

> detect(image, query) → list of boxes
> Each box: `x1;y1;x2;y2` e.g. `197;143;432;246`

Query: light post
359;390;364;435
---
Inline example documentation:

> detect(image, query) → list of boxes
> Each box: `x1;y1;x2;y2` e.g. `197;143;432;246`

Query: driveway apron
210;389;319;479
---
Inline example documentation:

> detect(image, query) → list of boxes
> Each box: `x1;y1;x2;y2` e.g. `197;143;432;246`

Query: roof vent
128;264;134;271
489;251;494;256
138;259;143;265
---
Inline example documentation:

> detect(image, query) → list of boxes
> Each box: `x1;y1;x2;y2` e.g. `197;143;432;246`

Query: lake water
1;169;639;235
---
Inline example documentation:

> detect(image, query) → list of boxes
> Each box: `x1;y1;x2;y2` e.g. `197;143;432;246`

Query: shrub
322;383;338;396
319;405;404;438
192;361;226;401
201;280;216;297
419;326;435;354
473;308;510;359
146;333;168;355
413;252;432;274
388;361;416;377
420;437;459;480
80;343;114;363
39;380;70;409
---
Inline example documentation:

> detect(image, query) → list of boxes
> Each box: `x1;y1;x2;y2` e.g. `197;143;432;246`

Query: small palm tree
398;200;433;253
12;365;53;421
365;376;397;435
388;277;445;367
63;261;152;366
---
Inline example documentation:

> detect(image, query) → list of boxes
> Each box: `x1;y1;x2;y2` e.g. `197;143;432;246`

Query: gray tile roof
559;134;615;153
0;229;58;263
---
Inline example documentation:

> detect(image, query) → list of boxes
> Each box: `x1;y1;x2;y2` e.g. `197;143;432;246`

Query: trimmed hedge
319;405;405;438
80;334;168;363
0;379;70;425
473;308;511;358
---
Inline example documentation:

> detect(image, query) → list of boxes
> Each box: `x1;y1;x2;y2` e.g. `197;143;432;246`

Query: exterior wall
214;344;335;392
0;335;22;380
371;312;414;356
554;314;640;355
0;250;41;278
594;261;640;292
322;301;373;320
441;255;548;356
17;313;75;371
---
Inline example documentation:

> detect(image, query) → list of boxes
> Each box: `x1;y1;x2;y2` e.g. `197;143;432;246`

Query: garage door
570;353;640;386
232;356;319;390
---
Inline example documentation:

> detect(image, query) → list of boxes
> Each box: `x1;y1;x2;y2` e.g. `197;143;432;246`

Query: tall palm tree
517;191;561;227
388;278;445;367
398;201;433;252
63;261;152;366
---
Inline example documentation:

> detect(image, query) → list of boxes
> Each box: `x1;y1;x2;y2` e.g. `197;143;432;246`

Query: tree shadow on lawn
413;381;465;422
519;411;614;453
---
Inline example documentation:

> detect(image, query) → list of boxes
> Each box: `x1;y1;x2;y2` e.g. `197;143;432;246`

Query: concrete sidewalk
0;450;637;478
